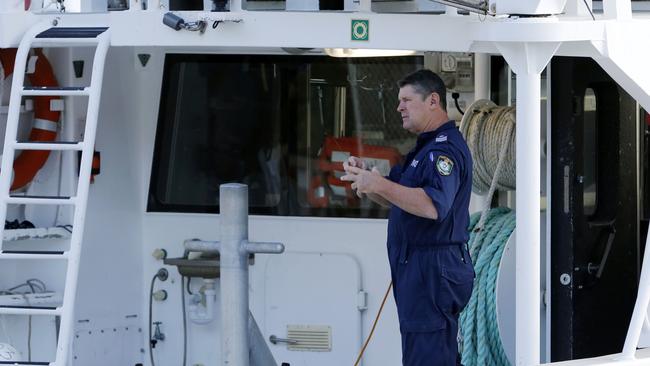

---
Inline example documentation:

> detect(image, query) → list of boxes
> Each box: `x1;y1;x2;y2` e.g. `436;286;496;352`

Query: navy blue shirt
387;121;472;249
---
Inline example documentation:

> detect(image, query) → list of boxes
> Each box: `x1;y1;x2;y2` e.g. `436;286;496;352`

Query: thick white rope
460;99;516;229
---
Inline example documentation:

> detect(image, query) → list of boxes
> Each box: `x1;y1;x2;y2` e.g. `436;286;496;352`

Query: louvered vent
287;325;332;352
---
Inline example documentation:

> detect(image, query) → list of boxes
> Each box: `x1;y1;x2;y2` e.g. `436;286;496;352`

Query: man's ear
430;92;440;109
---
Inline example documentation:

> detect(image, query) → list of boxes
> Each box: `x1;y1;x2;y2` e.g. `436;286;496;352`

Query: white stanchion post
516;71;541;366
496;41;559;366
220;183;250;366
474;53;490;101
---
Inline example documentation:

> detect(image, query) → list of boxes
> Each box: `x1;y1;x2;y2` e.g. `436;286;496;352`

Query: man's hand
343;156;368;171
343;156;368;198
341;156;392;207
341;165;384;198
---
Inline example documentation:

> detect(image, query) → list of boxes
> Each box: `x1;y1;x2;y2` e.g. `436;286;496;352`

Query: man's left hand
340;166;383;197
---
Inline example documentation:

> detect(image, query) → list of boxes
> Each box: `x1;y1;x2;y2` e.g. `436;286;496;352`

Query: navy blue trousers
388;244;474;366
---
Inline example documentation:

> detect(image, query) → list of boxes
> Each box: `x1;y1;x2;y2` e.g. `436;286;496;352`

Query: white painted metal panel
264;252;362;366
73;322;144;365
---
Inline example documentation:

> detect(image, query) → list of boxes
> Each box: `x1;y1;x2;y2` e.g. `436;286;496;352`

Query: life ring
0;48;61;191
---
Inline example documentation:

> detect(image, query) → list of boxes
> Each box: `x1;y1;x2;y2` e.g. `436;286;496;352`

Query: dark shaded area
550;57;639;361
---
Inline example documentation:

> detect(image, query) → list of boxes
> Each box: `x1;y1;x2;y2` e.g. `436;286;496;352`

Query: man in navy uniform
341;69;474;366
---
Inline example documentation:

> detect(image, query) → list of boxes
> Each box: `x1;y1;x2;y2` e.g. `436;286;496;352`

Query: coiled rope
458;99;518;365
460;99;516;195
460;100;516;229
460;208;516;366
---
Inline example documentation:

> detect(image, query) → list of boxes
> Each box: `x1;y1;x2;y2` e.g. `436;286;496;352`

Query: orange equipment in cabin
308;136;401;208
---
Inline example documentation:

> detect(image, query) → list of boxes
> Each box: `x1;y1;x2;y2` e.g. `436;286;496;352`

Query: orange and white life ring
0;48;61;191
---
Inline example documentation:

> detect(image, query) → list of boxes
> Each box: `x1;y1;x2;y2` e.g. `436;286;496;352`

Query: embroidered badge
435;134;448;142
436;155;453;176
410;159;419;168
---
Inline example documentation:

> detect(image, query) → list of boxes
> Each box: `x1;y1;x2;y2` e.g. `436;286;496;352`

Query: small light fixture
324;48;417;58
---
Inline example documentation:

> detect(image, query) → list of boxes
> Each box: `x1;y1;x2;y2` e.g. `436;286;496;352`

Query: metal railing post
220;183;251;366
218;183;284;366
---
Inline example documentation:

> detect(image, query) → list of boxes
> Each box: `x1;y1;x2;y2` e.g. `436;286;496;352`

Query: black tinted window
148;54;422;218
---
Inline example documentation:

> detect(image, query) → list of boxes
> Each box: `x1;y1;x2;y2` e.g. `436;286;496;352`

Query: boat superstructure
0;0;649;365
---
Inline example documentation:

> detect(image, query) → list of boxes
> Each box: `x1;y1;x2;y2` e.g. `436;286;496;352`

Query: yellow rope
353;281;393;366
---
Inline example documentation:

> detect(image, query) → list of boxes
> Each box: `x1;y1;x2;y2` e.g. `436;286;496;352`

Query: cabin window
148;54;423;217
583;87;598;216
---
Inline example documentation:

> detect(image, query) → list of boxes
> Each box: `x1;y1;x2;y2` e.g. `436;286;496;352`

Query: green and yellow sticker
436;155;453;176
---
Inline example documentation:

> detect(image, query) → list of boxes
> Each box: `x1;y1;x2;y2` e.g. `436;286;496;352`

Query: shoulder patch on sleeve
436;155;454;176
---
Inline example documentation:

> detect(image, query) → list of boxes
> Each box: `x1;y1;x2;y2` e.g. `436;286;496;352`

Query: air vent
287;325;332;352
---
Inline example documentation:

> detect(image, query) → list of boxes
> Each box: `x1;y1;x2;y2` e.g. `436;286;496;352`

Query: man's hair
397;69;447;111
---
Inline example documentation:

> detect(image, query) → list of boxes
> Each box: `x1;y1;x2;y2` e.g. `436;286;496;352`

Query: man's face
397;85;432;134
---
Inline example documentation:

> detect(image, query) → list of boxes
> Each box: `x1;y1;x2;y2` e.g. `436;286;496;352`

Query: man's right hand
341;156;393;207
343;156;367;172
343;156;367;198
